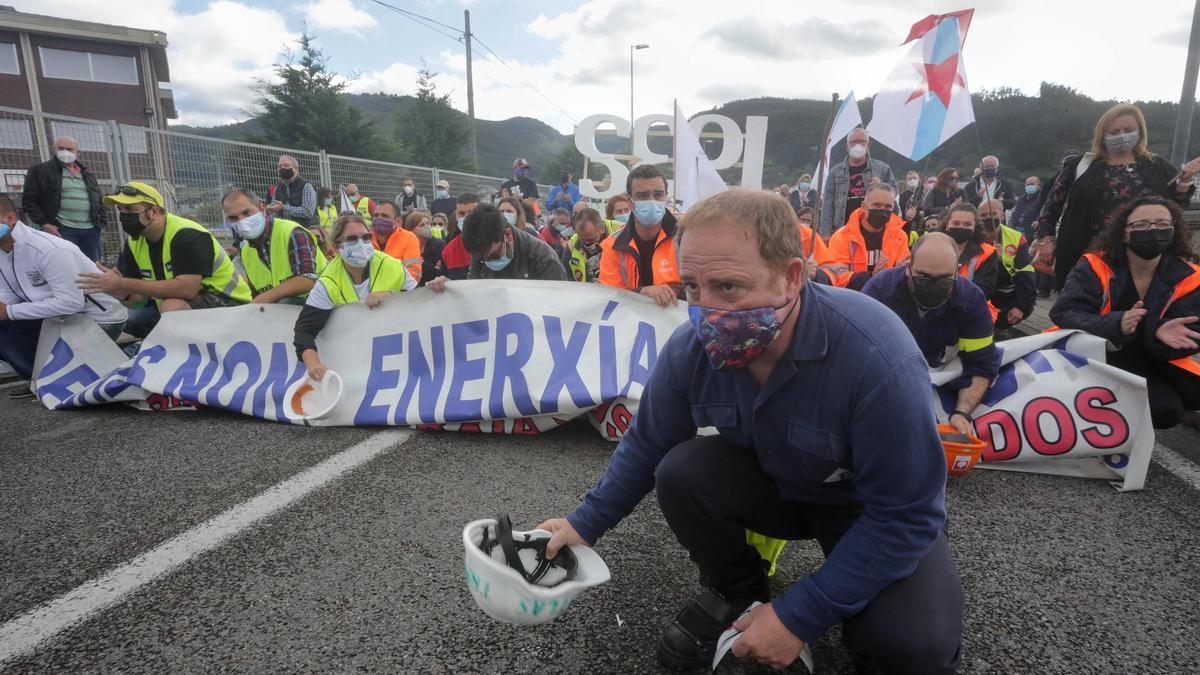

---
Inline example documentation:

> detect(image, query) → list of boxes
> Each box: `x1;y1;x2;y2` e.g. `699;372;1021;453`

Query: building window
39;47;138;85
0;43;18;75
50;121;108;152
0;118;34;150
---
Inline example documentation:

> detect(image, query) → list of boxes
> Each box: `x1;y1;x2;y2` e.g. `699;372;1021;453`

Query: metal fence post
319;149;332;189
432;167;440;188
107;120;129;186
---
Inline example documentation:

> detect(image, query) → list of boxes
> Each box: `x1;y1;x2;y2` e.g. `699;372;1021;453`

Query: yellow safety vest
127;213;251;307
604;219;623;235
352;196;373;225
997;224;1033;278
317;205;338;230
430;225;447;240
316;249;409;307
238;218;328;298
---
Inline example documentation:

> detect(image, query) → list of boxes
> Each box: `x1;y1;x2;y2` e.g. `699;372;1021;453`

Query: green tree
249;33;386;159
395;64;471;171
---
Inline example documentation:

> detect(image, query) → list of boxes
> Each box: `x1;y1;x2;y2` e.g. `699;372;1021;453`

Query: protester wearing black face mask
1050;196;1200;429
266;154;317;228
940;203;1000;309
863;231;1000;437
545;164;580;214
963;155;1016;210
978;199;1036;333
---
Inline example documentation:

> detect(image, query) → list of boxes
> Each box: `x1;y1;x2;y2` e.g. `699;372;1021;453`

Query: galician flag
868;9;975;161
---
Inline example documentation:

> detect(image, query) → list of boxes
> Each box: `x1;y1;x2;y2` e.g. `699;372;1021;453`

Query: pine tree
249;33;385;159
394;64;471;171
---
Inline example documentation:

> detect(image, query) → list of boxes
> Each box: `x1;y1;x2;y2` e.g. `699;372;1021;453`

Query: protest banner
930;330;1155;491
31;284;1154;490
32;281;689;441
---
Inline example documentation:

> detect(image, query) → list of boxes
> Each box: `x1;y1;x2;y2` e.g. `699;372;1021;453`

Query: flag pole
813;92;840;248
672;98;678;209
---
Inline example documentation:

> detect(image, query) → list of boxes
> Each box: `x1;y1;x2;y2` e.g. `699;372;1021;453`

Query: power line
470;35;579;125
365;0;579;126
366;0;463;43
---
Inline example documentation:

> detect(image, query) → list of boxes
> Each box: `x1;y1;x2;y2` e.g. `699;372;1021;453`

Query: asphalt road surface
2;390;1199;674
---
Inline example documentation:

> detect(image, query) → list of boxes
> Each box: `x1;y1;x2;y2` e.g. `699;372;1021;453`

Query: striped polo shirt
57;166;93;230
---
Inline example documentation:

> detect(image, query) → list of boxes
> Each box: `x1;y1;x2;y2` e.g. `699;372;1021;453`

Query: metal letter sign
575;114;768;199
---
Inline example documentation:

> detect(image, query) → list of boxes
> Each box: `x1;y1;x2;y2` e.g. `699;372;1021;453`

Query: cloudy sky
15;0;1195;133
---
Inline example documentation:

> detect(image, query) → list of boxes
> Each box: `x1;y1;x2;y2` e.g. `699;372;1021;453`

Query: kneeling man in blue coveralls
540;188;962;673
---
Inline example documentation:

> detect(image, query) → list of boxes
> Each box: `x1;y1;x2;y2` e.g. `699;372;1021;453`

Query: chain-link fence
0;105;561;259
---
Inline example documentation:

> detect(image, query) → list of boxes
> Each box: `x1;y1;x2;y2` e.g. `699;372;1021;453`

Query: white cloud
13;0;298;126
300;0;378;35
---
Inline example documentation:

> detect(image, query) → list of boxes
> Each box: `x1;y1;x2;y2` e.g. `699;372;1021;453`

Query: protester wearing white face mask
20;135;104;261
395;176;427;215
818;127;896;240
787;173;816;214
222;188;327;305
1034;103;1200;291
292;214;416;381
430;179;456;221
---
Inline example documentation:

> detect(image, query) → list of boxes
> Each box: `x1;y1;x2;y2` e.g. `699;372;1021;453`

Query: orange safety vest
599;224;681;291
372;227;423;281
1080;253;1200;378
959;243;1001;322
820;209;911;288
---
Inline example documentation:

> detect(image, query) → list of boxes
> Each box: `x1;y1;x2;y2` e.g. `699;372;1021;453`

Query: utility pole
464;9;478;173
1172;0;1200;169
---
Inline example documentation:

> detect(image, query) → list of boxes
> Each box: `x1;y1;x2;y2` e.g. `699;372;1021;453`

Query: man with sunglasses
78;182;251;334
862;231;1000;436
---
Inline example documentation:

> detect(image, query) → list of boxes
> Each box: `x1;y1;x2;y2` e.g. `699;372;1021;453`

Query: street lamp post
630;43;649;134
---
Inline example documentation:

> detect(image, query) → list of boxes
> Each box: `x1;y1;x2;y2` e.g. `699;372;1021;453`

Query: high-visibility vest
316;249;409;307
317;205;338;230
565;233;605;283
959;242;1001;322
1081;253;1200;377
997;224;1034;280
238;218;328;297
352;196;372;225
128;213;251;307
603;219;623;235
430;225;447;240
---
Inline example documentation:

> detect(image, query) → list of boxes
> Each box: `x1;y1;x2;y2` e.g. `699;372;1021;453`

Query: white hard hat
462;514;610;625
283;370;343;422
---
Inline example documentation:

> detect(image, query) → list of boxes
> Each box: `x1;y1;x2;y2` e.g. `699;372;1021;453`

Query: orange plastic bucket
938;423;987;476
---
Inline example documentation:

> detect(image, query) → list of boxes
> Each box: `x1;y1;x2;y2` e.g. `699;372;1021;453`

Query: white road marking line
1153;442;1200;492
0;429;414;665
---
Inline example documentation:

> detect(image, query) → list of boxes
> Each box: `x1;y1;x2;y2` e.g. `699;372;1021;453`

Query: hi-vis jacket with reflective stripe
599;211;681;291
127;213;251;306
372;227;423;281
1073;253;1200;378
820;208;911;291
957;241;1001;322
238;217;328;297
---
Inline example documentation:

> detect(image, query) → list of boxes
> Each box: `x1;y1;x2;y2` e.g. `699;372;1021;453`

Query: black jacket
21;157;103;228
1050;252;1200;365
964;175;1016;210
1036;154;1188;291
467;225;567;281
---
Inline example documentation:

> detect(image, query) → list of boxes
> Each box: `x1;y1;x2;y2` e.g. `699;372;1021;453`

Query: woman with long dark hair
1035;103;1200;291
920;167;963;215
1049;196;1200;429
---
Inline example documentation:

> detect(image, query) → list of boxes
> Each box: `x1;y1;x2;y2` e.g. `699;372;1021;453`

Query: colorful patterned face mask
688;297;796;371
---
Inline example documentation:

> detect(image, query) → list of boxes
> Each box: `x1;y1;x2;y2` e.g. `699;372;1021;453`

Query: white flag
338;185;355;214
674;101;728;212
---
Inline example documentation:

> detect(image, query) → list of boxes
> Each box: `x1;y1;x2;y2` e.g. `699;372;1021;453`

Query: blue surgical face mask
798;182;811;191
0;222;10;240
1025;185;1037;195
634;200;666;226
436;189;448;199
340;240;374;268
614;212;630;224
457;217;466;230
553;222;574;237
232;210;266;240
321;198;333;207
503;212;517;226
483;239;513;271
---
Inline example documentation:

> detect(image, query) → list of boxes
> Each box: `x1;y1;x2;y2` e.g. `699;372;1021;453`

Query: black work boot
655;589;756;670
